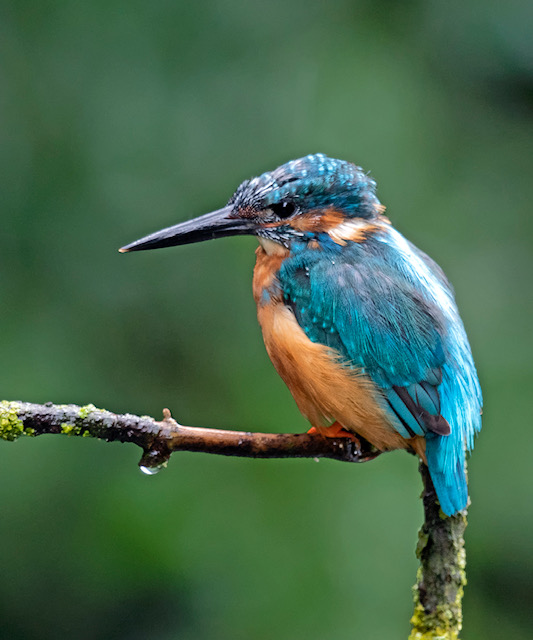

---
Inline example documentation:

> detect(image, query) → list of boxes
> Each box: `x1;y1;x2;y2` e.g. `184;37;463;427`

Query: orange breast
252;245;416;453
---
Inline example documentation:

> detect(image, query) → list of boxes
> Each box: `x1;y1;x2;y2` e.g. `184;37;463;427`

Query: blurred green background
1;1;532;638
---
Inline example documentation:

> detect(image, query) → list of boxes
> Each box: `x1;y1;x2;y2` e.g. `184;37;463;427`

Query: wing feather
278;242;449;439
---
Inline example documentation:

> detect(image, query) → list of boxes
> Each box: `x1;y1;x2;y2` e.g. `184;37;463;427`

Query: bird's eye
270;202;297;219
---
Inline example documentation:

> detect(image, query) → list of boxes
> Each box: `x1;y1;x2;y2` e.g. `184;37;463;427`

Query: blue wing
278;233;482;515
278;240;448;439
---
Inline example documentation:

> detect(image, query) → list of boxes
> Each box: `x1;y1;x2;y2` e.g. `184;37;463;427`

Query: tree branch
409;462;467;640
1;400;467;638
0;400;380;471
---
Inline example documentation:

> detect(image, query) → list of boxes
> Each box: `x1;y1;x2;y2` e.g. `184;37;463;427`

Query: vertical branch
409;462;467;640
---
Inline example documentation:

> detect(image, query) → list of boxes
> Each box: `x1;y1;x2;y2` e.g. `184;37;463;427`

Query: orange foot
307;423;360;444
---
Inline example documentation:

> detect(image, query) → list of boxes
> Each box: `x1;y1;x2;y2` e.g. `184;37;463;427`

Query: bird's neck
253;214;390;306
258;212;388;255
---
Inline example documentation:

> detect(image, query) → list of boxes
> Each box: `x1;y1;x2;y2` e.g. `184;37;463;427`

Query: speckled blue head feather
228;153;381;218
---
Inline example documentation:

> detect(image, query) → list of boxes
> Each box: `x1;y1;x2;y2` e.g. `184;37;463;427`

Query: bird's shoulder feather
277;232;451;438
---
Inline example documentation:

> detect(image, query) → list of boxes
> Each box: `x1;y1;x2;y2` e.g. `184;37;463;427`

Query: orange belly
259;301;415;451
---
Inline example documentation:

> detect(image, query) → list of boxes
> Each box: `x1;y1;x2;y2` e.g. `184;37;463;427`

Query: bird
120;153;482;516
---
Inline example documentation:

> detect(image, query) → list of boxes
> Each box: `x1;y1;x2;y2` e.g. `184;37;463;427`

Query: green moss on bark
0;401;35;440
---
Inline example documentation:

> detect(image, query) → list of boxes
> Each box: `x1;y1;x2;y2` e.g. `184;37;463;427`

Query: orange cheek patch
328;221;381;244
290;208;346;234
289;208;386;245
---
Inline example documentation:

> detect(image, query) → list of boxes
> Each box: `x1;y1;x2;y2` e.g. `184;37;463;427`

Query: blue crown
229;154;381;218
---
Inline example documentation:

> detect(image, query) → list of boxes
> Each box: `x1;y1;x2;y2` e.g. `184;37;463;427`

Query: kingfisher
120;154;482;516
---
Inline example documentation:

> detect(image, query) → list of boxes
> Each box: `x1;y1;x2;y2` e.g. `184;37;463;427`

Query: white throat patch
258;237;287;256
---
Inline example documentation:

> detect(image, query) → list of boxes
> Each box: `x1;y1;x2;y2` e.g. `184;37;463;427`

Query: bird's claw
307;423;361;444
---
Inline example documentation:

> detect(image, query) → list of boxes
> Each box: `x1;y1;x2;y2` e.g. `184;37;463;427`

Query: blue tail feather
425;434;468;516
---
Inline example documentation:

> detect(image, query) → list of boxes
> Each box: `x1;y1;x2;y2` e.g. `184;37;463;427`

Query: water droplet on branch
138;446;170;476
140;464;164;476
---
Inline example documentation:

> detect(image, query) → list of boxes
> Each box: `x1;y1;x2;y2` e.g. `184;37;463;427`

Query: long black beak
119;206;256;253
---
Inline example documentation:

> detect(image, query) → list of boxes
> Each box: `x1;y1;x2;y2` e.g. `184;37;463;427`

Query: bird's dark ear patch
270;202;297;219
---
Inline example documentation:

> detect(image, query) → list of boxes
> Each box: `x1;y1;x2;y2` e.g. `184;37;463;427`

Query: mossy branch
409;463;467;639
0;400;380;470
1;400;467;638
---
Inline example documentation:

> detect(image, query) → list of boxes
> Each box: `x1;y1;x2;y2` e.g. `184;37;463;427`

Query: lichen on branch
0;401;33;440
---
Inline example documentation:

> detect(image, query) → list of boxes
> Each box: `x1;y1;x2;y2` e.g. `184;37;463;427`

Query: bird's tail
425;433;468;516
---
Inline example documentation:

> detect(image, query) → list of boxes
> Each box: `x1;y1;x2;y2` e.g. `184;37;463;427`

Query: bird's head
120;154;384;254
